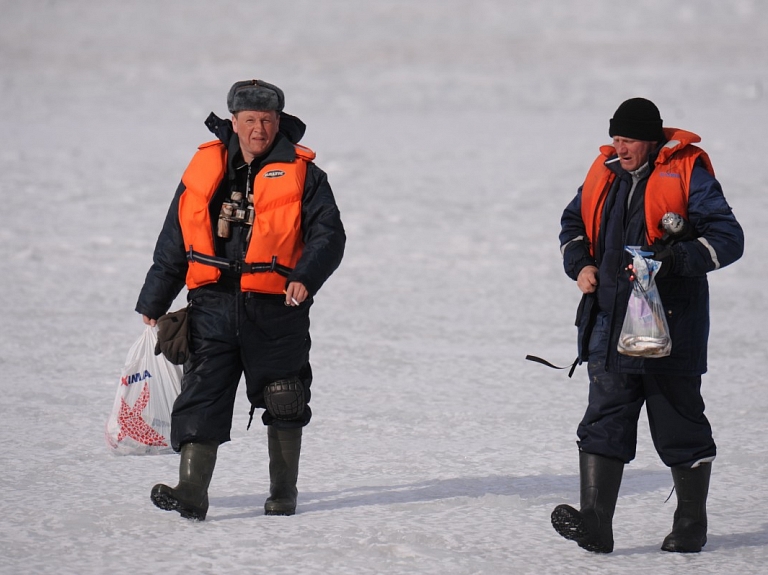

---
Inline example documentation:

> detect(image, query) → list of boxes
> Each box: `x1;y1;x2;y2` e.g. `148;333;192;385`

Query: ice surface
1;1;767;573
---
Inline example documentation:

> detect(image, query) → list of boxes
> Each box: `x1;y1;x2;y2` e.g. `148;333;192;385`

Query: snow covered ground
1;1;767;573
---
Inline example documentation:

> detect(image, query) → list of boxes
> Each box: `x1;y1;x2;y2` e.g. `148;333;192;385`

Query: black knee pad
263;377;305;421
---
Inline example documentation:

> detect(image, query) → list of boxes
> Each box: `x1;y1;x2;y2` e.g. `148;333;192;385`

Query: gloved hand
642;241;675;279
659;212;696;244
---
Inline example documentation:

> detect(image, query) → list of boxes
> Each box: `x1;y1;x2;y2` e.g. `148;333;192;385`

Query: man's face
612;136;656;172
232;110;280;162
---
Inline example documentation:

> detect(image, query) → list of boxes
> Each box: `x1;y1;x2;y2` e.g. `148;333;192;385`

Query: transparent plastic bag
617;247;672;358
105;326;182;455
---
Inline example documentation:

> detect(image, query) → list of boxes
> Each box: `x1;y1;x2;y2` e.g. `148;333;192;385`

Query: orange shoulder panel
644;130;714;243
179;141;227;289
580;147;616;257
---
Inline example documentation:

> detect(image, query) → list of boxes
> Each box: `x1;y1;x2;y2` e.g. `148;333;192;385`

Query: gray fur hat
227;79;285;113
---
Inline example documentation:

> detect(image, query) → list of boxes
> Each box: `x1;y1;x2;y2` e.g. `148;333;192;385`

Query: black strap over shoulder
188;248;293;277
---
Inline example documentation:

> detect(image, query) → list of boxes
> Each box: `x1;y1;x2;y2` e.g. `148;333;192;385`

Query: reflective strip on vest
178;140;314;293
580;128;714;255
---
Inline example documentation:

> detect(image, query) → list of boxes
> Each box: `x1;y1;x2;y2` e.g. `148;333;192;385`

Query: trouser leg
171;290;243;450
577;365;645;463
645;373;716;467
239;295;312;516
240;294;313;429
642;374;714;552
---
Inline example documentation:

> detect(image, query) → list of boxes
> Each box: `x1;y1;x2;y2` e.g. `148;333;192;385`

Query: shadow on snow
210;467;671;518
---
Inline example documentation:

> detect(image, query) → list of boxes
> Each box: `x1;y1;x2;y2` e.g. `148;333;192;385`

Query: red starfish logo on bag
117;382;169;446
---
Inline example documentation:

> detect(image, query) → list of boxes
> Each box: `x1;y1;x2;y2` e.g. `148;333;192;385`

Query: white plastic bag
105;326;182;455
617;247;672;358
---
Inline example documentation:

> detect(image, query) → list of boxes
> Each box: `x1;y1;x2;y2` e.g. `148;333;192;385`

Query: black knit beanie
609;98;664;142
227;79;285;114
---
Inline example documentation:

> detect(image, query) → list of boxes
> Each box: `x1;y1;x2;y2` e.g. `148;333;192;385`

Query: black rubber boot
150;441;218;521
661;462;711;553
264;426;302;516
551;452;624;553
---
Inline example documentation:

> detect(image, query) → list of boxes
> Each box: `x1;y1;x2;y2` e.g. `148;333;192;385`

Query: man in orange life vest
135;79;345;520
552;98;743;553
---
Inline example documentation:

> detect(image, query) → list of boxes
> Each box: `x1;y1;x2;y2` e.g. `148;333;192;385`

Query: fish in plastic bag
105;326;182;455
617;247;672;358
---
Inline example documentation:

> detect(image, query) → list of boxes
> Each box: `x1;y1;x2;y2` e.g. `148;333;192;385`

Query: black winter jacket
560;147;743;376
136;113;345;320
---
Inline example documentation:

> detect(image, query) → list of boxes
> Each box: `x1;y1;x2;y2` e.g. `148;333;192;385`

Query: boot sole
265;496;296;516
552;505;589;541
661;535;706;553
264;502;296;516
151;489;207;521
661;543;704;553
264;509;296;516
551;505;612;553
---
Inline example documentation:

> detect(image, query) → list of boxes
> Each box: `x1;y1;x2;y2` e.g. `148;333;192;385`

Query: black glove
642;241;675;279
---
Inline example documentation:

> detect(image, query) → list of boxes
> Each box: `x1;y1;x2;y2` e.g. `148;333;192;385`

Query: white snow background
1;1;767;574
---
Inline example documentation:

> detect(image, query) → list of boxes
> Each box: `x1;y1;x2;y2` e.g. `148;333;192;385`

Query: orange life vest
580;128;714;255
178;139;316;294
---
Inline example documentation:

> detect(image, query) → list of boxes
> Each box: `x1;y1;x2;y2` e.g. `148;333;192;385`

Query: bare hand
284;282;308;306
142;314;157;327
577;265;599;294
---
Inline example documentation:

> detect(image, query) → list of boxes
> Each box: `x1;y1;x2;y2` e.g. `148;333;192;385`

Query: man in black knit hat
552;98;743;553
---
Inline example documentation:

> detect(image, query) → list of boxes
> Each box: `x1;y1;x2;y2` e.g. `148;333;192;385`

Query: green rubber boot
264;426;302;516
661;462;711;553
151;441;218;521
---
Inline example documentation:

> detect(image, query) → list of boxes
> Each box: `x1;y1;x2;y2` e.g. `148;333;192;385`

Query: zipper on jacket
241;164;253;261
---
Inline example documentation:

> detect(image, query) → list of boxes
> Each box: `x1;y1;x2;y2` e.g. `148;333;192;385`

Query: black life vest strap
187;248;293;277
525;354;580;378
246;405;256;430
